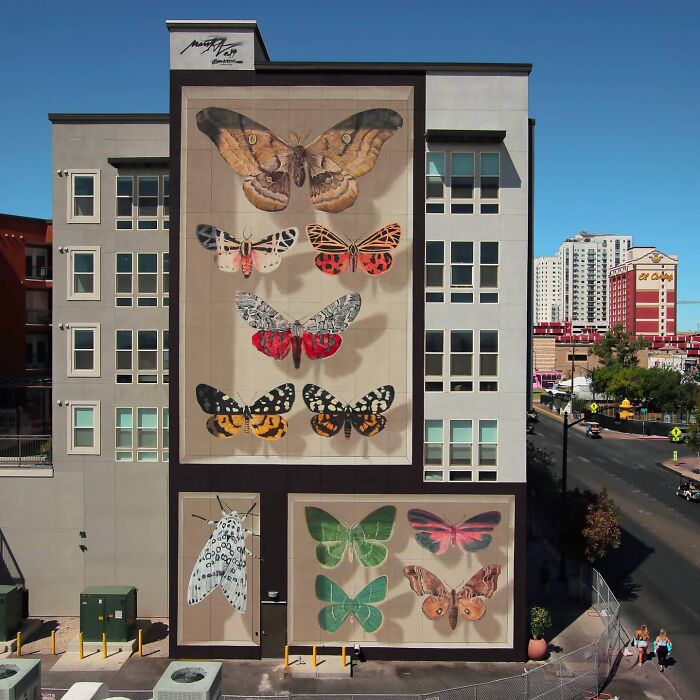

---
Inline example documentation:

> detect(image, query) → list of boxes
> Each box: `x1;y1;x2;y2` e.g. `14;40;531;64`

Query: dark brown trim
255;62;532;75
426;129;506;144
48;114;169;123
107;157;170;168
527;119;536;409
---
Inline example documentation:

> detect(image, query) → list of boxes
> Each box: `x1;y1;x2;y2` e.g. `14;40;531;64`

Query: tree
591;324;649;368
582;489;621;562
686;409;700;459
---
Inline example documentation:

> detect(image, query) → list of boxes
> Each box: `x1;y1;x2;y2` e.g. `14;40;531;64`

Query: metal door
104;595;126;641
260;602;286;658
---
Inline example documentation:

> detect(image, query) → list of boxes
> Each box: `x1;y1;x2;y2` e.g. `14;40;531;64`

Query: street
530;411;700;700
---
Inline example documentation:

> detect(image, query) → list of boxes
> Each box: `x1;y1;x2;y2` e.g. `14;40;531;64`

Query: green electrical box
0;584;25;641
80;586;137;642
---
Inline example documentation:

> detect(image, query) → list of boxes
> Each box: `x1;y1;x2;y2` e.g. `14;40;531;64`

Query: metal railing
0;435;52;466
25;265;52;280
26;307;51;324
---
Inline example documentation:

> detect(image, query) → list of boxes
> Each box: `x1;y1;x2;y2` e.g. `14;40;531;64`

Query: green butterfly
316;575;387;633
305;505;396;568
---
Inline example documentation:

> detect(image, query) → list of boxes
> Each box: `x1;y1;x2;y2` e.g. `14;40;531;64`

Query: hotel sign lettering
638;272;673;281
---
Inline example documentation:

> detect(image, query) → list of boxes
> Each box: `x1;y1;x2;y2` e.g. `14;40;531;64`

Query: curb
656;461;700;480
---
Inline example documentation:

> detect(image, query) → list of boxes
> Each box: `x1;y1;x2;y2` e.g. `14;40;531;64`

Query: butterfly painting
196;383;295;440
235;292;361;369
187;496;260;613
196;224;298;278
305;505;396;568
403;564;501;629
196;107;403;213
407;509;502;554
303;384;395;439
316;575;387;633
306;223;401;276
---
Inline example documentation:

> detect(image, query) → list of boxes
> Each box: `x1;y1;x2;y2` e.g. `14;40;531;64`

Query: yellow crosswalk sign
589;402;598;413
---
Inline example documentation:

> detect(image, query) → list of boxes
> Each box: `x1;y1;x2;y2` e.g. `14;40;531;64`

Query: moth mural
235;292;362;369
316;575;387;633
305;505;396;568
403;564;502;630
302;384;395;438
195;383;295;440
197;224;298;278
407;509;502;554
196;107;403;213
187;497;260;613
306;223;401;276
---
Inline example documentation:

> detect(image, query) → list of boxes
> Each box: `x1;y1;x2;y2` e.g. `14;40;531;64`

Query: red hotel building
608;247;677;337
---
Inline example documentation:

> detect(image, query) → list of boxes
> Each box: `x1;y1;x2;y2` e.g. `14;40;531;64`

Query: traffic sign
640;407;648;414
671;426;682;442
589;402;599;413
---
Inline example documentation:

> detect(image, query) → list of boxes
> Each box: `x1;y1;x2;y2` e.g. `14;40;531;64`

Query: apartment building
533;254;561;323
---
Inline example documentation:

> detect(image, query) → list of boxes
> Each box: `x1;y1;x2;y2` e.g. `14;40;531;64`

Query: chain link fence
41;569;627;700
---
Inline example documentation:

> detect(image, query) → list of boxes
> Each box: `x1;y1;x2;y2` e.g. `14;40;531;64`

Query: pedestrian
633;624;650;668
653;629;672;672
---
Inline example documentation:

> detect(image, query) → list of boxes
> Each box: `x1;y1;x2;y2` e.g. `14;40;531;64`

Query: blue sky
2;1;699;328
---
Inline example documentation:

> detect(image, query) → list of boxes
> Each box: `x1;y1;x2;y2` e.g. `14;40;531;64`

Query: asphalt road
530;412;700;700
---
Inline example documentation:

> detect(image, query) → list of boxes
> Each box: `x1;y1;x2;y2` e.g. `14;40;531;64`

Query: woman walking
654;629;672;672
634;624;650;668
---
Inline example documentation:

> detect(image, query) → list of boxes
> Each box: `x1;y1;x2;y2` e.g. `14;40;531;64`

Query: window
115;408;133;461
450;330;473;392
116;253;133;306
137;176;159;230
426;152;445;213
25;247;51;280
68;247;100;300
67;170;100;223
137;253;158;306
478;419;498;479
479;330;498;391
68;401;100;454
480;153;500;213
450;153;474;214
137;330;158;383
115;330;133;383
451;242;474;290
425;241;444;302
425;330;444;392
163;176;170;229
26;333;49;369
424;420;443;481
162;408;169;461
68;324;100;377
137;408;159;461
162;253;170;306
116;176;134;229
479;242;499;303
115;174;169;229
162;330;169;383
449;420;472;481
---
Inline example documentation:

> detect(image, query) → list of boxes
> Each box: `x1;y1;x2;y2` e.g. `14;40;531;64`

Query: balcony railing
0;435;52;467
25;265;52;281
26;307;51;325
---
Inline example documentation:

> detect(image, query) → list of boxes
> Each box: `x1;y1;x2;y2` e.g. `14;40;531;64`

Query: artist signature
180;36;243;63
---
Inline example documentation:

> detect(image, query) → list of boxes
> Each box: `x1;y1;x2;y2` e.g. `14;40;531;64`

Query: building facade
168;21;531;660
608;247;677;337
533;254;561;323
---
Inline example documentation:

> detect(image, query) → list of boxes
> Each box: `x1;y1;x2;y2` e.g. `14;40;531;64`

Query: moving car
676;479;700;502
586;422;602;439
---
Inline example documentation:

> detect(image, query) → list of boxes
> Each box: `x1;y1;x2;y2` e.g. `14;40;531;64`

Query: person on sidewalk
653;629;672;672
633;624;650;667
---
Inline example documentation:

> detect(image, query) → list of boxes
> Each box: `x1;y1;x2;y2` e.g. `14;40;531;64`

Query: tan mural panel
178;85;414;465
288;494;515;648
178;492;260;646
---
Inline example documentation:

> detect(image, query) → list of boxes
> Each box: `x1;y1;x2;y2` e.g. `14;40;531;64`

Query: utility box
0;586;24;642
0;659;41;700
79;587;137;642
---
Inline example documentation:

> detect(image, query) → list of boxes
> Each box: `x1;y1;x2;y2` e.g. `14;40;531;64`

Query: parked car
586;422;602;439
668;428;690;443
527;408;539;423
676;479;700;502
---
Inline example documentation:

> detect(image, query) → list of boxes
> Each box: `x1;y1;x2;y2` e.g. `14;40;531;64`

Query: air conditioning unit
0;660;41;700
153;662;222;700
61;683;109;700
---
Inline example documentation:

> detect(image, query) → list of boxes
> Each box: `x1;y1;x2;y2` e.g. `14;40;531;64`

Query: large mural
178;85;414;466
289;495;515;648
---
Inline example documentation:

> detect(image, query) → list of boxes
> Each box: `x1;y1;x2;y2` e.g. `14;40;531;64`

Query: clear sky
2;0;699;328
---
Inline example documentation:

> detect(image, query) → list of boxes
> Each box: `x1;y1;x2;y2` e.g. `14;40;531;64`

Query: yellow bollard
138;629;143;658
102;632;107;659
284;645;289;668
16;632;21;657
51;630;56;656
341;645;346;668
312;644;317;667
79;633;84;660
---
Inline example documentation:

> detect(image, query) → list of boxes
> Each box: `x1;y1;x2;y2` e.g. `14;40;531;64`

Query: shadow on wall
0;528;24;586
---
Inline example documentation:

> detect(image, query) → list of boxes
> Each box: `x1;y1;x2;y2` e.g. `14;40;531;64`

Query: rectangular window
68;247;100;300
424;419;443;481
449;420;472;481
163;175;170;229
426;152;445;213
137;407;159;461
480;153;500;213
26;333;49;369
25;247;51;280
478;420;498;470
480;242;499;288
451;242;473;288
450;330;473;391
137;330;158;383
450;152;474;214
115;407;133;461
162;330;169;383
162;407;169;461
162;253;170;306
137;253;158;306
68;401;100;454
137;176;159;229
116;176;134;229
115;330;133;384
479;330;498;391
116;252;133;306
68;324;100;377
67;170;100;223
425;241;444;302
425;330;444;392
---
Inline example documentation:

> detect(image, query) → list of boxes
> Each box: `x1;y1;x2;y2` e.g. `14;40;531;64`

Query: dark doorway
260;602;286;658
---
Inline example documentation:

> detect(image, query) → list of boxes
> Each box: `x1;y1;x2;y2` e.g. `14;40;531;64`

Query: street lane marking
578;456;591;463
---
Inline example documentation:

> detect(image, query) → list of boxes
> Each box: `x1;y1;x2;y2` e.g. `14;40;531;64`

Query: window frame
449;329;474;392
66;169;100;224
115;252;134;307
115;407;134;461
478;419;498;474
479;152;500;214
67;323;100;377
424;330;445;392
137;252;159;307
137;407;159;462
115;329;134;384
137;329;159;383
479;329;499;391
67;246;100;301
115;173;169;230
423;419;444;481
67;401;100;455
425;240;445;303
448;419;473;481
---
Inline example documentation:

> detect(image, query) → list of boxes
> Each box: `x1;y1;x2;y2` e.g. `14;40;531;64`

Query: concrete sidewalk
659;454;700;481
